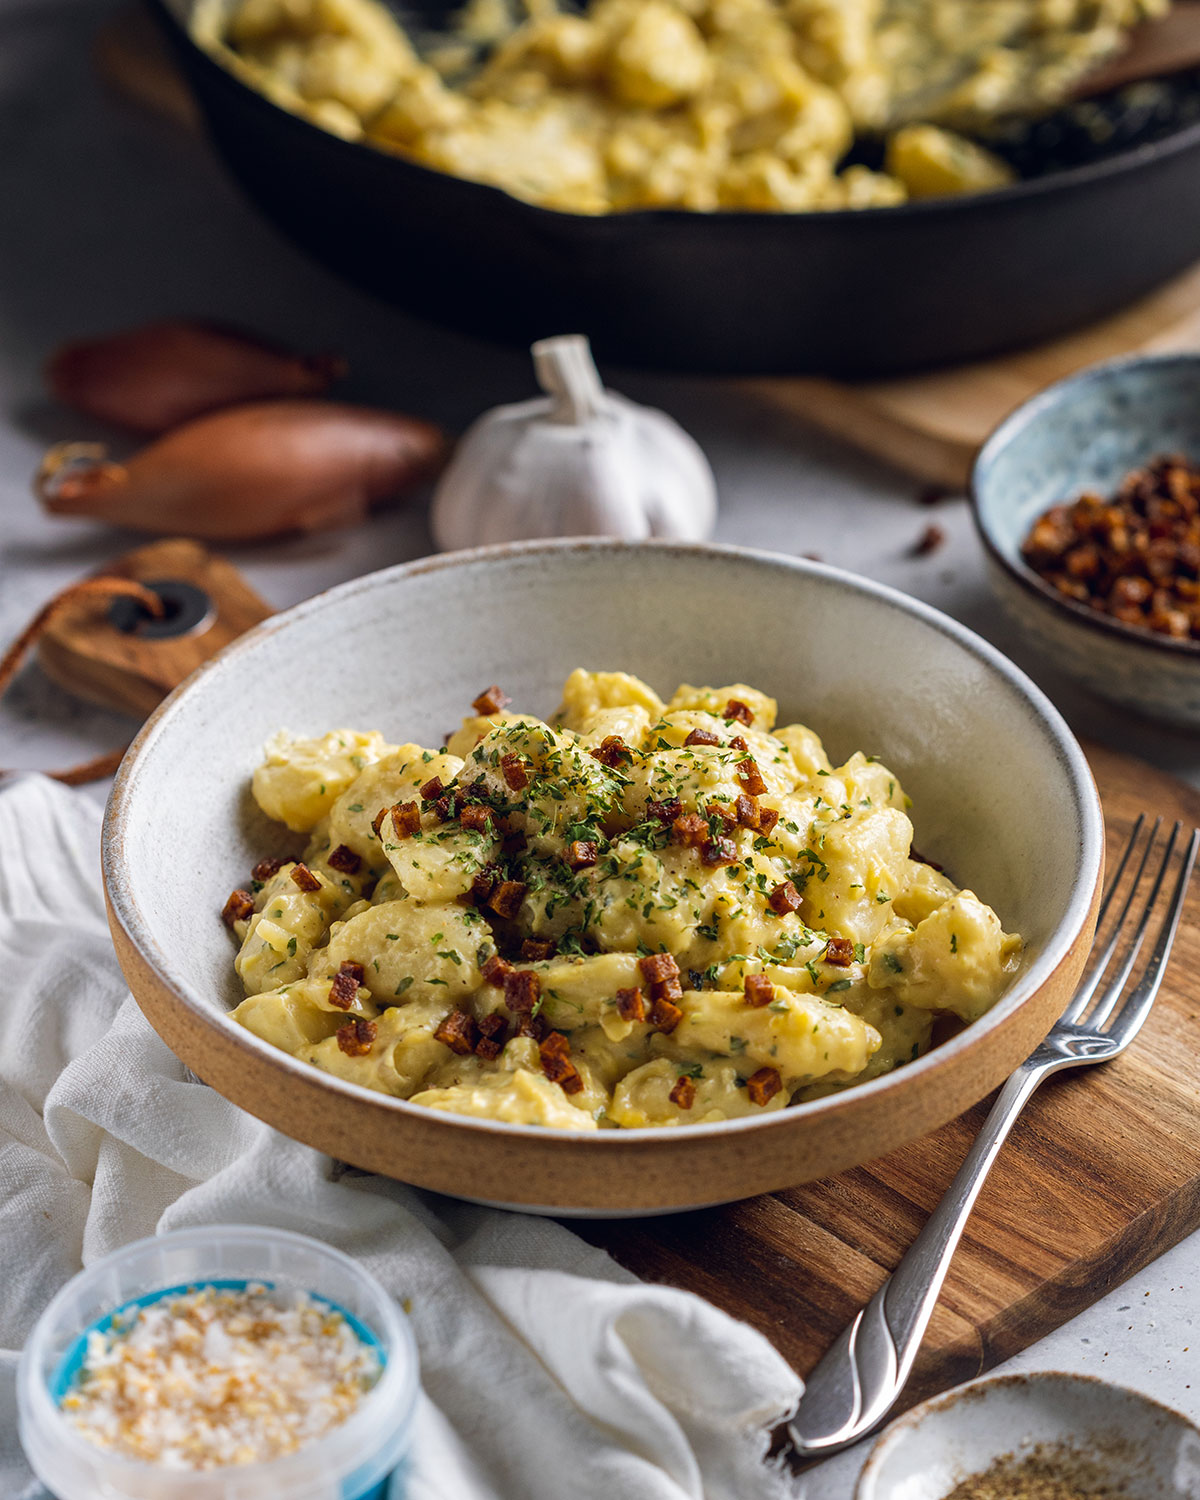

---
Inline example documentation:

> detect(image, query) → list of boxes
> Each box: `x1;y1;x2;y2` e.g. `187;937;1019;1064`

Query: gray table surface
2;1;1198;1492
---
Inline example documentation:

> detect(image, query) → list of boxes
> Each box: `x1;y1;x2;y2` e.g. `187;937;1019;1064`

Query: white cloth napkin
0;773;804;1500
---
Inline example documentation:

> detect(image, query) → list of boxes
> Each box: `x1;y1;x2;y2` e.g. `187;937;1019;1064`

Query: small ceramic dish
102;540;1104;1215
856;1371;1200;1499
971;352;1200;728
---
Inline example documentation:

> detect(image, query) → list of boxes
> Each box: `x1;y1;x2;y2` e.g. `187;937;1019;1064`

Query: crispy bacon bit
481;953;513;987
590;734;630;768
702;837;738;867
222;889;254;926
516;1012;548;1040
729;735;748;752
736;758;767;796
540;1029;570;1060
648;996;683;1033
420;775;445;801
825;936;854;967
251;856;284;882
746;1066;783;1106
475;1011;509;1061
521;938;556;962
431;794;455;823
434;1009;478;1056
671;812;708;847
639;953;680;986
538;1030;584;1093
646;798;683;824
371;807;389;838
472;685;510;716
459;804;495;835
723;699;753;725
615;986;646;1022
500;753;529;790
336;1017;377;1056
705;802;737;831
389;802;421;839
328;962;363;1010
654;977;684;1004
767;879;802;915
684;727;720;747
756;807;780;836
503;968;541;1014
290;862;321;893
734;794;760;828
669;1075;697;1110
744;974;774;1007
566;840;598;870
489;879;527;919
327;844;361;875
470;869;498;906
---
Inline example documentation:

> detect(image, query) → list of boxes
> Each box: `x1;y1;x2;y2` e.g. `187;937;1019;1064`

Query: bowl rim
153;0;1200;230
103;537;1105;1149
970;349;1200;661
854;1369;1200;1499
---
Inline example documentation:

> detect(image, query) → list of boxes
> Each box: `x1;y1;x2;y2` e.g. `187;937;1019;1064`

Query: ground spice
943;1447;1131;1500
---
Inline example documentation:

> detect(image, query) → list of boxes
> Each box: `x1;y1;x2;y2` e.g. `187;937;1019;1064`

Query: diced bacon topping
500;753;529;790
701;837;738;867
290;862;322;893
489;879;527;919
825;937;855;967
503;968;541;1014
539;1031;584;1094
326;844;361;875
705;802;737;830
389;802;421;839
481;953;513;987
744;974;774;1007
724;699;753;725
768;880;802;915
336;1017;377;1057
470;869;497;906
755;807;780;835
516;1012;548;1041
566;840;598;870
639;953;680;986
475;1012;509;1060
222;889;254;926
671;812;708;847
615;986;646;1022
434;1010;478;1056
370;806;389;838
251;857;284;882
521;938;556;962
647;996;683;1033
729;736;748;752
328;962;363;1010
734;796;778;836
669;1075;697;1109
646;798;682;824
589;735;631;768
684;728;720;747
472;685;510;716
420;776;445;801
736;759;767;796
459;804;495;835
431;794;456;823
746;1066;783;1106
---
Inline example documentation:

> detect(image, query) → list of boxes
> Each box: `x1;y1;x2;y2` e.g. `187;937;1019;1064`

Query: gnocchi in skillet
224;671;1021;1130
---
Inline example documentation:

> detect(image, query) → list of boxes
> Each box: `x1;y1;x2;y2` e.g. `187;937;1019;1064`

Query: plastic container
18;1225;419;1500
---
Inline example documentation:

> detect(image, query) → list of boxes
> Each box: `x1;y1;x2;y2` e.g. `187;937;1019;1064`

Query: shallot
37;400;447;542
46;320;346;434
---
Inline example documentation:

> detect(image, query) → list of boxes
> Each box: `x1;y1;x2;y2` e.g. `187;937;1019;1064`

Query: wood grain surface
575;740;1200;1411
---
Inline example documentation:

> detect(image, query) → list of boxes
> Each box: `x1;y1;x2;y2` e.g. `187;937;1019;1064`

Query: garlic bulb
431;335;716;549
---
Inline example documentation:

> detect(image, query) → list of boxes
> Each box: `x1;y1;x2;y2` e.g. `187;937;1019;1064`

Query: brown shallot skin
37;400;448;542
46;320;346;434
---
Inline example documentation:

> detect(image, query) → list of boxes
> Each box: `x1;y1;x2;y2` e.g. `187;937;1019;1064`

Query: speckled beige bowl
103;541;1104;1215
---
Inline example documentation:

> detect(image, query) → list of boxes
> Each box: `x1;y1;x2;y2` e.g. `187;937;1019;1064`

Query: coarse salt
60;1283;380;1469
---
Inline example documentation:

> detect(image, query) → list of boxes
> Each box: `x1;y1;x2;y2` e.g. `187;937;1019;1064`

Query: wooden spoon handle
1072;1;1200;99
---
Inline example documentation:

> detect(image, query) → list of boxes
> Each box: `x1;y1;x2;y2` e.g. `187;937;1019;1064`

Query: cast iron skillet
152;0;1200;375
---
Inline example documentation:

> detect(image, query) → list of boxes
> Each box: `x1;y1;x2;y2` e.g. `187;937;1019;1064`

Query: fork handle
788;1063;1045;1457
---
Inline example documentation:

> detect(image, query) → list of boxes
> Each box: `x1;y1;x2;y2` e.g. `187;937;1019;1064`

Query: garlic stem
531;335;608;424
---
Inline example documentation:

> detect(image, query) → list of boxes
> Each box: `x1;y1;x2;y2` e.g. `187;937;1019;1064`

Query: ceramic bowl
856;1372;1200;1499
103;541;1104;1215
972;353;1200;729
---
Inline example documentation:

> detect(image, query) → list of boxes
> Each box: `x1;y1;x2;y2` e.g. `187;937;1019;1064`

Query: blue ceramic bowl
971;353;1200;728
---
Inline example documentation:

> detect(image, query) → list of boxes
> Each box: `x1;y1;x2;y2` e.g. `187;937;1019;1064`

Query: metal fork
788;815;1200;1460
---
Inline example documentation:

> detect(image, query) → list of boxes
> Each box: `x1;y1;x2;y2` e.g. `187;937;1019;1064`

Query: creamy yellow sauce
194;0;1162;213
226;671;1022;1130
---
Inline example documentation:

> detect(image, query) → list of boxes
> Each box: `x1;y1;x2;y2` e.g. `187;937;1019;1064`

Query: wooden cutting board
576;741;1200;1416
747;262;1200;491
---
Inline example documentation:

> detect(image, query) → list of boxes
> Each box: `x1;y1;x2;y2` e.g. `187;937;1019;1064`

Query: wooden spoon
1073;0;1200;98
